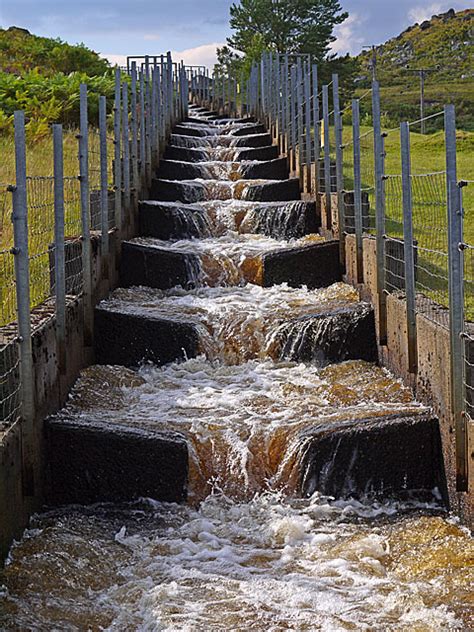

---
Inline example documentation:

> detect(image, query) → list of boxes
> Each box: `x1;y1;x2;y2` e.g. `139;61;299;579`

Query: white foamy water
101;282;357;361
130;233;323;287
170;133;270;148
1;494;472;630
2;108;472;631
57;357;424;499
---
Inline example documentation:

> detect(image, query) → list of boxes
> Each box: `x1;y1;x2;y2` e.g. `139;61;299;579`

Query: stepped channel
0;106;472;630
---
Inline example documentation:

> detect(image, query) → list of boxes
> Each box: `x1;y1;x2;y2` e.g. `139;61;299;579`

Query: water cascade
1;105;472;631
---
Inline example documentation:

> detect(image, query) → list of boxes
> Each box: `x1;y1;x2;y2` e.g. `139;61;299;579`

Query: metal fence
0;54;188;435
239;55;472;493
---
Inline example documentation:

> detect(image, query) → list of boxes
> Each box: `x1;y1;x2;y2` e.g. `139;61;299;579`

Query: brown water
1;109;472;631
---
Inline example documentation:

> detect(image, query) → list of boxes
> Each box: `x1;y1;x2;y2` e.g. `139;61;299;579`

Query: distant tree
227;0;348;62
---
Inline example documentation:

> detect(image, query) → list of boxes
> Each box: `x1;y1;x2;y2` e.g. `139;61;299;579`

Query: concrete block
139;201;210;240
120;241;200;290
300;413;447;502
45;418;188;504
231;124;266;136
150;178;207;203
236;146;279;162
240;157;289;180
243;178;301;202
277;303;377;364
262;240;342;289
94;307;199;367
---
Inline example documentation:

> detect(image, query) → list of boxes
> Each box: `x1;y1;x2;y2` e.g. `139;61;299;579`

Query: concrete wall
0;219;135;561
345;233;474;526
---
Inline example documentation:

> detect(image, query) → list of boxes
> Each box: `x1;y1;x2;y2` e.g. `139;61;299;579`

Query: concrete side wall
0;221;134;561
345;233;474;525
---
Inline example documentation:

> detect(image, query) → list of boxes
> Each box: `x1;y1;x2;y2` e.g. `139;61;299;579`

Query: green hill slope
358;8;473;85
356;9;473;130
0;26;110;76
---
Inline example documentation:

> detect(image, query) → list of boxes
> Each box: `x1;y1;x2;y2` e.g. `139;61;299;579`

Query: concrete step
300;412;445;501
118;239;341;290
138;200;319;241
96;285;375;367
149;177;301;203
156;157;289;181
163;144;279;163
94;303;200;366
45;417;188;505
170;133;273;148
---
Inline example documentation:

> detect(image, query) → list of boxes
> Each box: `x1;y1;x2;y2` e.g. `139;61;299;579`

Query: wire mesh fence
411;172;450;326
0;185;16;327
383;175;406;294
0;339;21;431
26;176;55;310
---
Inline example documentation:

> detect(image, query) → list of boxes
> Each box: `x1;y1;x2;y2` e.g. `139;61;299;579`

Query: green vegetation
357;9;474;131
358;9;473;86
0;27;116;139
0;26;110;76
227;0;347;59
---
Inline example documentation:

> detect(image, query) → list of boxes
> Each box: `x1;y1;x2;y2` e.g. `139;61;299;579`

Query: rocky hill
358;8;473;86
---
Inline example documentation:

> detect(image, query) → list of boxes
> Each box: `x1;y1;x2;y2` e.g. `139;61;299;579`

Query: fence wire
26;176;55;310
412;172;450;326
462;180;473;426
89;128;102;231
0;339;21;430
0;185;16;327
383;175;406;294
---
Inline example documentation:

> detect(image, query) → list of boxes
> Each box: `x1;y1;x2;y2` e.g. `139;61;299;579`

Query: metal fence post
323;86;332;230
333;74;344;266
445;104;467;491
11;110;35;494
52;124;66;377
145;57;152;187
296;59;304;187
400;121;418;374
79;83;93;347
372;81;387;344
290;65;297;172
113;68;122;231
98;96;109;279
312;64;320;200
130;63;139;206
304;64;312;193
352;99;364;283
122;83;131;227
139;70;146;189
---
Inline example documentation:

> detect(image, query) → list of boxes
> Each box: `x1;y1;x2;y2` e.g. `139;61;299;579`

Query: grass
341;124;474;319
0;124;473;326
0;129;111;326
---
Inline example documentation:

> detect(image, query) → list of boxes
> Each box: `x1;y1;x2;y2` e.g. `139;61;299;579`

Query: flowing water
1;107;472;631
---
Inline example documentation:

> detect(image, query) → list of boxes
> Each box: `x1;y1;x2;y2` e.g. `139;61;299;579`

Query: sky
0;0;472;68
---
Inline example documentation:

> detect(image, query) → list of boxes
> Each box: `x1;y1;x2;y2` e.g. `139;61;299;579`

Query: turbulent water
1;107;472;631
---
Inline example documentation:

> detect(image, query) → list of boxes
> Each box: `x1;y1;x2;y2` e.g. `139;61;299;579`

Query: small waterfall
269;305;377;365
239;201;317;239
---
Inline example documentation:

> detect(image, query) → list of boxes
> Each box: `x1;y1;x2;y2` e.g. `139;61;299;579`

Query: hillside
0;26;110;76
0;27;115;138
358;8;473;85
355;9;473;130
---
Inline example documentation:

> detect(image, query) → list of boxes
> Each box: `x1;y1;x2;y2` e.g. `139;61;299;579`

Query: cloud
331;13;365;56
143;33;160;41
170;42;224;69
101;42;223;70
408;2;444;23
101;53;127;66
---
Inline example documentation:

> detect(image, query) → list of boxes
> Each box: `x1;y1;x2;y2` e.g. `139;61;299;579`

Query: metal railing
0;54;188;442
234;54;472;492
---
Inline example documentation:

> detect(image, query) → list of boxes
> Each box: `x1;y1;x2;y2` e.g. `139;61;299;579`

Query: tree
228;0;348;62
